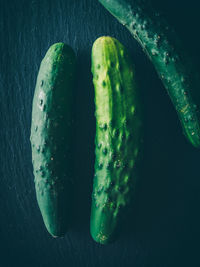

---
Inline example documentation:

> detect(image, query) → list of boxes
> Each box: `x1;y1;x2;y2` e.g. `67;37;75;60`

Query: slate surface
1;1;200;266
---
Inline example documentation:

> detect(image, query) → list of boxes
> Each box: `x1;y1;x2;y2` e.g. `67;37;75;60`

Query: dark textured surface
0;0;200;266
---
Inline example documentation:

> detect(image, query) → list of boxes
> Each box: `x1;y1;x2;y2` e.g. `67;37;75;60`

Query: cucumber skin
90;36;142;244
99;0;200;148
30;43;76;237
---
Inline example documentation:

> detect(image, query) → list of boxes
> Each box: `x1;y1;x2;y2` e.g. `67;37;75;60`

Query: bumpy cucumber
90;36;142;244
99;0;200;148
30;43;76;237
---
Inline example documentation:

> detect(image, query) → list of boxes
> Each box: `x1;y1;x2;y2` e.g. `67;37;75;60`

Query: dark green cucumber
90;36;142;244
99;0;200;148
30;43;76;237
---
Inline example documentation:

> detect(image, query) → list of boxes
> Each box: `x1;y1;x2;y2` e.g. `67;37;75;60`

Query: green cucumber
90;36;142;244
99;0;200;148
30;43;76;237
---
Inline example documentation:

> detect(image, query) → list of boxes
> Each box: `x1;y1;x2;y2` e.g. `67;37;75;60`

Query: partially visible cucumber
99;0;200;148
90;36;142;244
30;43;76;237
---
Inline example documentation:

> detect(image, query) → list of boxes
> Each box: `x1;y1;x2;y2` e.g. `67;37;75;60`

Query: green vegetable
99;0;200;148
90;36;142;244
30;43;76;237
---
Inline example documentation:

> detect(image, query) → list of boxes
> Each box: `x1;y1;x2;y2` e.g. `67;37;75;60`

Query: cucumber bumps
90;36;142;244
99;0;200;148
30;43;76;237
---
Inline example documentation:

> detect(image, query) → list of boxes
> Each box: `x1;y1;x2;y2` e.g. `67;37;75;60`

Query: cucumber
30;43;76;237
99;0;200;148
90;36;142;244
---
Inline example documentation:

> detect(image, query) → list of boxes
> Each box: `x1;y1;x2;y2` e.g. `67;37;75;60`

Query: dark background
1;0;200;266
